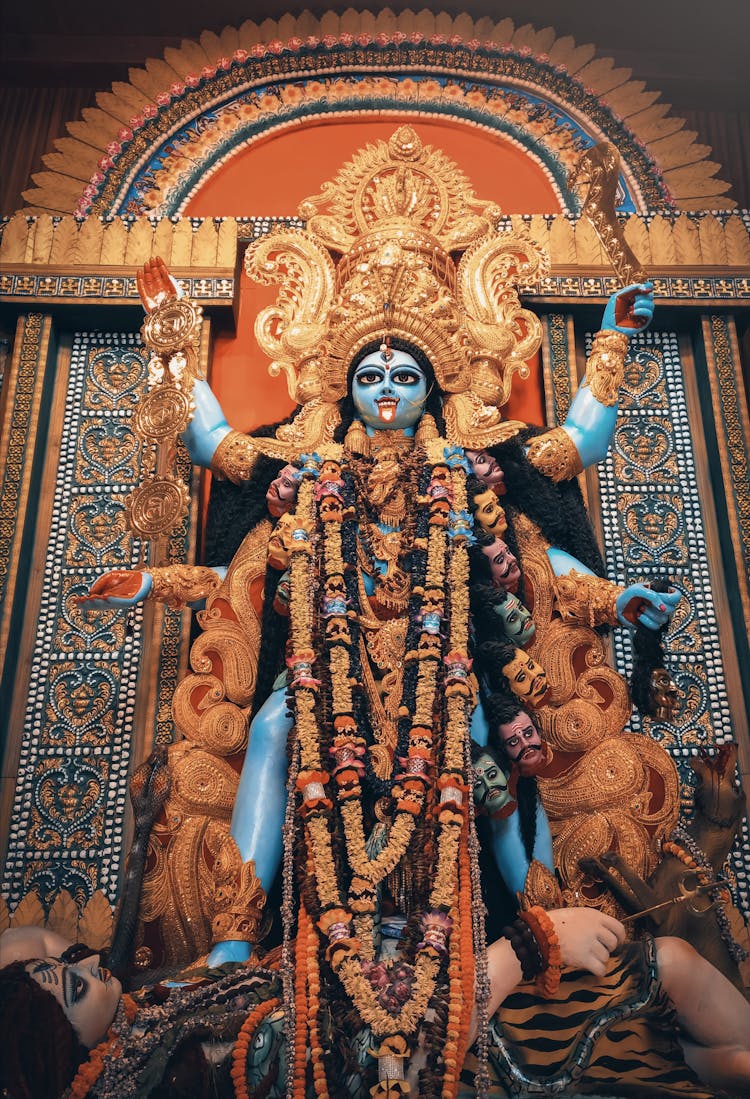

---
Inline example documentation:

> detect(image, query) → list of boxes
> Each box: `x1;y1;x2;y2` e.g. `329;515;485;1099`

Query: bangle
519;906;562;998
500;918;545;980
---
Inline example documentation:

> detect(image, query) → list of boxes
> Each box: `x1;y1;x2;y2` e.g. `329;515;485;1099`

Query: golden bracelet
527;427;584;483
210;429;259;484
553;569;620;628
146;565;222;609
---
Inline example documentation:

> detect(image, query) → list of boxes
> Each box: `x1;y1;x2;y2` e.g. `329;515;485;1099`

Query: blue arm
558;282;654;471
559;386;619;470
547;548;681;632
207;686;292;965
485;801;554;896
181;378;233;468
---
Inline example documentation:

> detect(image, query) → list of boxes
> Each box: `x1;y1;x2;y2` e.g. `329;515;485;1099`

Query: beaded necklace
665;825;748;964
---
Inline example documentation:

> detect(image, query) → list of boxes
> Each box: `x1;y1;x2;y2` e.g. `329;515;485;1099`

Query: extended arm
547;546;680;631
527;283;654;480
80;564;227;610
138;257;258;480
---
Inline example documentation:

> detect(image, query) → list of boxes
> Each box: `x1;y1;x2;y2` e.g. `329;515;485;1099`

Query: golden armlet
210;429;259;484
146;565;222;609
553;569;620;627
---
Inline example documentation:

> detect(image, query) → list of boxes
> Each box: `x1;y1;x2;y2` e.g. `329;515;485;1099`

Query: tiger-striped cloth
460;937;715;1098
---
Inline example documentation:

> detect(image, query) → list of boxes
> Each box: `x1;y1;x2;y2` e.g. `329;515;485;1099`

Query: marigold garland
520;905;563;998
231;996;283;1099
284;440;478;1096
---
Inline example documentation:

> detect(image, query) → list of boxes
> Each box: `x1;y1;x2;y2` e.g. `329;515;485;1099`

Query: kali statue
72;128;748;1097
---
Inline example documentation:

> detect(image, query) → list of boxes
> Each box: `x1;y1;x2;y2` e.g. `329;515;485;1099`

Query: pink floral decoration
155;92;170;107
142;104;158;119
250;44;267;58
233;48;248;63
200;65;216;79
305;35;320;48
338;32;354;47
117;127;133;142
217;55;231;70
185;73;200;87
286;37;303;51
106;141;122;156
267;39;285;54
321;34;338;48
169;82;185;97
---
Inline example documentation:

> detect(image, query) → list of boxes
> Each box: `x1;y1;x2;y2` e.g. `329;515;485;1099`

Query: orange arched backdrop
186;116;557;431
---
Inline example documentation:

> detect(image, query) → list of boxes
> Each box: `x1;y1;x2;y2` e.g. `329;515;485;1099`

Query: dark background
1;0;749;211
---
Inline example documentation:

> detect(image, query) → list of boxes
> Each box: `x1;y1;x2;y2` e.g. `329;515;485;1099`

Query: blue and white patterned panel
2;333;148;909
591;327;747;911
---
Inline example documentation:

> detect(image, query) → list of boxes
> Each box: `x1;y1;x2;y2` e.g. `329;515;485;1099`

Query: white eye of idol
353;349;424;383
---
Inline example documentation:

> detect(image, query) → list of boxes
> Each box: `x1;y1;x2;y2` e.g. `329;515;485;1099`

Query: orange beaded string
306;905;329;1098
520;906;562;998
231;997;282;1099
294;898;312;1099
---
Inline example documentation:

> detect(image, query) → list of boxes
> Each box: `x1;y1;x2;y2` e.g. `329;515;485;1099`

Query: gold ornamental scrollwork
125;292;203;543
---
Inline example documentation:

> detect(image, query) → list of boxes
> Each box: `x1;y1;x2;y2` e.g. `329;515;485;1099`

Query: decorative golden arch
20;9;732;218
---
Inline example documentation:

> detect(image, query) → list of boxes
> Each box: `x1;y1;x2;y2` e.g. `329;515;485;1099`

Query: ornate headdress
246;125;548;453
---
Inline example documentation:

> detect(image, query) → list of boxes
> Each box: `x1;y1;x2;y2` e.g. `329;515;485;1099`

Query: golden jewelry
242;125;547;451
211;836;267;945
146;565;222;609
553;568;620;628
210;429;259;483
582;330;630;407
527;426;584;483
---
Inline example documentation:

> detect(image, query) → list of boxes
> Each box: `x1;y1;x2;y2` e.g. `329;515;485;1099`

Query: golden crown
244;125;548;450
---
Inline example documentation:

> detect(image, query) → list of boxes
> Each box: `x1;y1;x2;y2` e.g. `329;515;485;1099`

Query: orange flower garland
520;906;563;998
231;996;283;1099
285;441;477;1095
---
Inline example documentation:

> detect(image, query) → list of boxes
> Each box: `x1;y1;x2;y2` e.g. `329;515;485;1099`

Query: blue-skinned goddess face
351;348;428;433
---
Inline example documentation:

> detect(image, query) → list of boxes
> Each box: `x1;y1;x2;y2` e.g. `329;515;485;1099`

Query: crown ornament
245;125;548;453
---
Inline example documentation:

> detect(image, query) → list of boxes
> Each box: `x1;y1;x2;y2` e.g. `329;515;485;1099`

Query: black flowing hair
203;413;300;565
487;429;606;578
